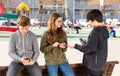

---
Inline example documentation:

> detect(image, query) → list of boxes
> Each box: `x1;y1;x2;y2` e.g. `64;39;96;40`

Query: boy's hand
28;59;35;65
21;57;30;65
21;57;35;65
80;39;87;46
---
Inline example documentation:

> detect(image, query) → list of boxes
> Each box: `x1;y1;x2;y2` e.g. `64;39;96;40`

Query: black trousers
86;68;103;76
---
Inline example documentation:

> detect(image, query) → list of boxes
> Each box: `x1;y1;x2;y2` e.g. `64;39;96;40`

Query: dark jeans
109;30;116;37
87;68;103;76
6;61;42;76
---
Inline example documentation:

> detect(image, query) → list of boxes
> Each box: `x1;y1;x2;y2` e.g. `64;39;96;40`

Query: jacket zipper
22;36;26;57
95;55;98;64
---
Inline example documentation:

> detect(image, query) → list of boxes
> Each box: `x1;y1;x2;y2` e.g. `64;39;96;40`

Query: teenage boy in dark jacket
69;9;109;76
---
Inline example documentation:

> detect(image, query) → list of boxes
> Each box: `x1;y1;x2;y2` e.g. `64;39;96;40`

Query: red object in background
0;3;5;15
107;26;113;30
0;26;18;32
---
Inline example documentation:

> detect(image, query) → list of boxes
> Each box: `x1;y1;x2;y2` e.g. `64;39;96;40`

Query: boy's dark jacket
75;26;109;71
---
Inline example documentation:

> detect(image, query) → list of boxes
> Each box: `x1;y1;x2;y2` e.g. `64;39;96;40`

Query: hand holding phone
59;43;67;48
79;38;86;45
79;38;84;42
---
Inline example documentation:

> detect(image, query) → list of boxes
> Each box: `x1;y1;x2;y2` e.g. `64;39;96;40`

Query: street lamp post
31;0;35;18
53;0;56;12
100;0;104;11
100;0;105;19
73;0;75;24
33;0;35;18
118;6;120;20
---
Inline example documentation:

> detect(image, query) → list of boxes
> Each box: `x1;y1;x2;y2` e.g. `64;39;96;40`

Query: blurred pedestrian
74;19;82;34
64;17;74;33
107;26;116;37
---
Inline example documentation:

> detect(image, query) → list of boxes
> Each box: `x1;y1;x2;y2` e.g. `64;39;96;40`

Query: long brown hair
47;13;66;42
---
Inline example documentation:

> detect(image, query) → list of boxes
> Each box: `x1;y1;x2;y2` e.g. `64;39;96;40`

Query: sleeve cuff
17;57;22;61
74;44;82;51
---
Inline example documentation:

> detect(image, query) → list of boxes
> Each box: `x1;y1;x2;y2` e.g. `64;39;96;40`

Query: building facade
2;0;120;22
68;0;120;23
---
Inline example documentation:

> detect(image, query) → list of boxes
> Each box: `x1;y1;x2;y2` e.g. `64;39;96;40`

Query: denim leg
112;30;116;37
59;62;75;76
46;64;58;76
6;61;24;76
25;62;42;76
110;30;116;37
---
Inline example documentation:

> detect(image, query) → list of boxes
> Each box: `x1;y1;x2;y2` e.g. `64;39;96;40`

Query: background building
2;0;120;23
2;0;64;22
68;0;120;23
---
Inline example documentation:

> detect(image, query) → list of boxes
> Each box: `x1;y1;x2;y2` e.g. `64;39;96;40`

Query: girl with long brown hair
40;13;75;76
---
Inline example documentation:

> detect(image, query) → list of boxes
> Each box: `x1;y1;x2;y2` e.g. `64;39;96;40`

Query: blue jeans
6;61;42;76
109;30;116;37
47;62;75;76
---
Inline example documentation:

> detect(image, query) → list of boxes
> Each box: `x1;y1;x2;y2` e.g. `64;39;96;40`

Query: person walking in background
40;13;75;76
107;25;116;37
107;18;116;37
64;17;74;33
6;16;42;76
69;9;109;76
109;17;115;27
74;19;82;34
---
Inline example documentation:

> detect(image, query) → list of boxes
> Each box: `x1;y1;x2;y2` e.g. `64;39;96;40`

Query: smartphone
79;38;84;42
79;38;86;44
24;58;30;61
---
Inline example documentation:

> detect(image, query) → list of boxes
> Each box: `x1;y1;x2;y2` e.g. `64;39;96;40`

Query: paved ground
0;27;120;76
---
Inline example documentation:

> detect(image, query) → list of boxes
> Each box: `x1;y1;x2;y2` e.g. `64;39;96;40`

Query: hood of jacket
94;26;109;39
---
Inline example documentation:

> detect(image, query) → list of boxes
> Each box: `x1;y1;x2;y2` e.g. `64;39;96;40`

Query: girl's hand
53;42;60;47
68;45;75;49
59;43;67;48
